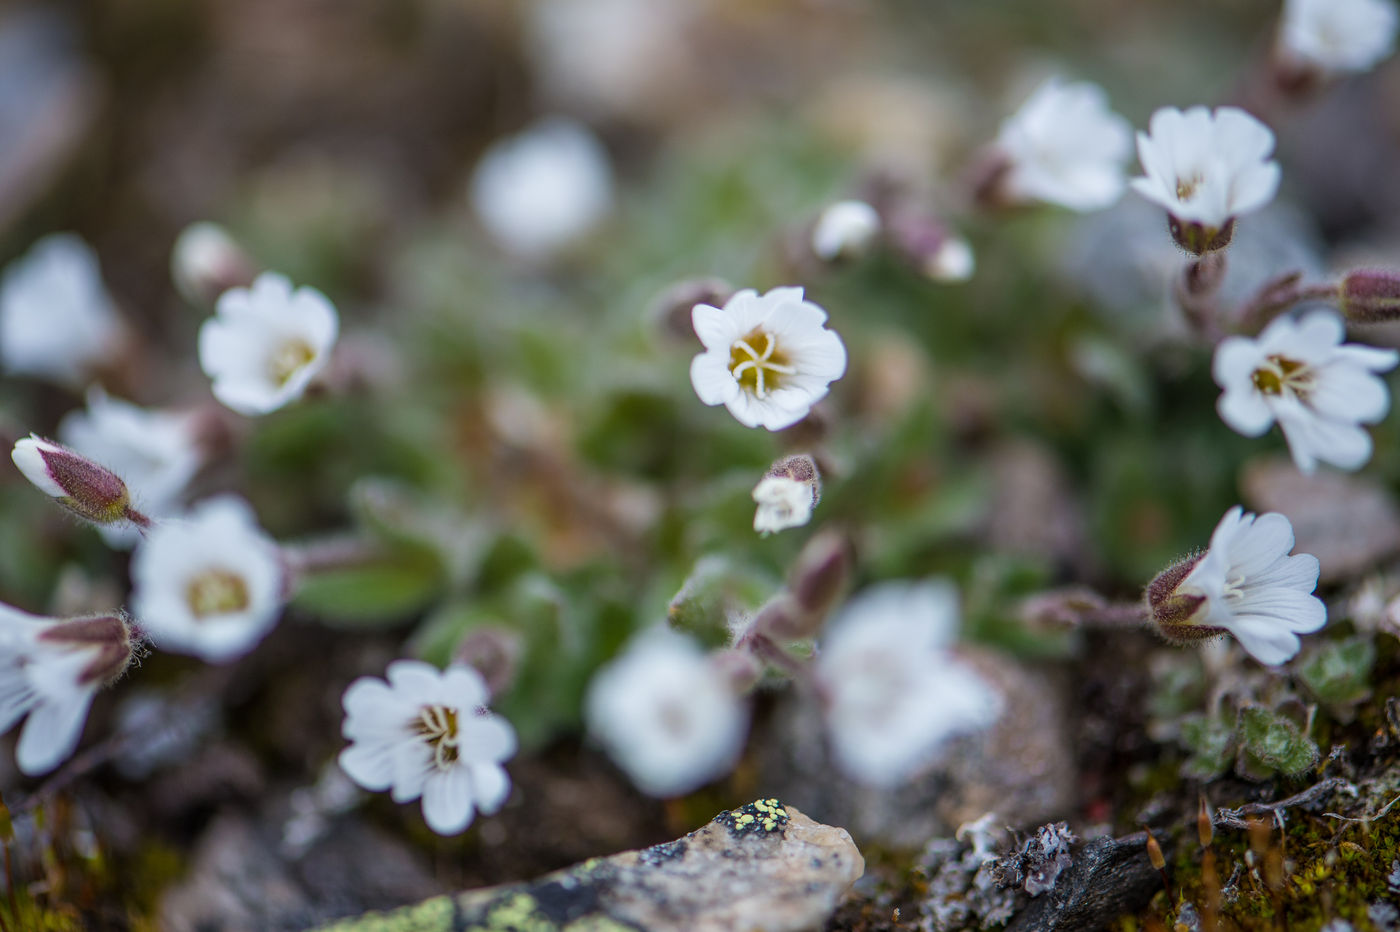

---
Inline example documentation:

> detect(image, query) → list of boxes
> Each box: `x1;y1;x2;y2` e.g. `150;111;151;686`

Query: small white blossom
1280;0;1399;73
1174;507;1326;665
585;627;748;798
816;580;1002;788
339;660;517;836
130;496;284;662
59;389;202;547
0;607;133;775
1213;311;1398;473
0;234;123;386
1130;106;1281;239
753;477;816;535
171;221;256;306
470;117;614;260
811;200;882;261
197;272;339;416
690;286;847;431
926;236;976;282
994;78;1133;212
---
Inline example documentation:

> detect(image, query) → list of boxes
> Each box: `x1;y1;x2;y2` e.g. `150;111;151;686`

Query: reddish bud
38;613;136;685
11;435;148;528
1341;269;1400;323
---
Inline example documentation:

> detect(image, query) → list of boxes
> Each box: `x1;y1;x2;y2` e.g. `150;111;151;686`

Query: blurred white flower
171;221;256;306
816;580;1002;788
1174;507;1325;665
927;236;977;282
811;200;882;261
130;495;284;662
994;78;1133;212
585;627;748;797
1130;107;1281;250
198;272;338;416
11;433;145;530
752;454;821;535
690;287;847;431
58;389;202;548
339;660;516;836
1280;0;1399;73
1213;311;1398;473
0;607;133;775
470;118;614;260
0;234;123;386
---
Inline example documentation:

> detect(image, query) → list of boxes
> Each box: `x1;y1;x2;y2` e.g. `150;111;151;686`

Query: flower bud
37;613;136;686
453;625;524;698
752;592;814;640
1168;215;1235;256
752;454;821;536
1340;269;1400;323
1144;553;1223;643
171;222;258;307
710;647;763;692
11;435;149;528
649;277;734;345
788;527;853;621
886;209;975;282
811;200;882;263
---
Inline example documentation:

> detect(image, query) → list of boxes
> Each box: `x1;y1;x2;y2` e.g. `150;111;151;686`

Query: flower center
186;569;250;618
1175;174;1203;202
268;338;316;387
1221;570;1247;603
414;704;461;770
1250;354;1312;398
728;328;796;400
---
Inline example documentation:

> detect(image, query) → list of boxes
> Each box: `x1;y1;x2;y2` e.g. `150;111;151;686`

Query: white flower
197;272;339;416
0;607;133;775
816;580;1002;788
171;221;256;306
1173;507;1325;665
1130;106;1281;238
339;660;517;835
811;200;882;261
994;78;1133;212
926;236;976;282
753;476;817;535
1280;0;1399;73
1213;311;1398;473
58;389;202;548
130;496;284;662
0;234;123;386
470;118;614;260
690;286;847;431
585;627;748;798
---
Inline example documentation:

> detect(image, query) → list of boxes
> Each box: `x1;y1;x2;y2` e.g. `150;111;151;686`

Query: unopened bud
887;209;975;283
1340;269;1400;323
171;222;258;307
1145;554;1224;644
1168;214;1235;256
650;277;734;344
752;592;818;640
811;200;882;263
788;527;853;620
38;613;136;686
11;435;149;528
752;454;821;536
453;626;524;698
711;647;763;692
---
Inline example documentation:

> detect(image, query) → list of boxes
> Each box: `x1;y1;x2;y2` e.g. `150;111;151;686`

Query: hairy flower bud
752;454;821;535
37;613;136;686
789;527;853;621
11;435;149;528
1340;268;1400;323
1144;553;1219;642
171;222;258;307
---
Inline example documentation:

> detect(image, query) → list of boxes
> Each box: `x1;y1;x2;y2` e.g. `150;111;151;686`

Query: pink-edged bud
752;454;822;536
37;613;137;686
752;593;814;640
1168;215;1235;257
788;527;854;621
171;222;258;307
11;434;149;528
453;625;524;699
886;209;975;282
1340;269;1400;323
1144;553;1222;643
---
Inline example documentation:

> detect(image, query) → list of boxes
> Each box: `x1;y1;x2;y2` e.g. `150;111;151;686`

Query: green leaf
292;559;444;629
1298;637;1375;714
1238;706;1319;776
1179;712;1237;780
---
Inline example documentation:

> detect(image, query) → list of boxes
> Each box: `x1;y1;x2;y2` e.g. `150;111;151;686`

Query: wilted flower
0;606;135;775
12;434;150;530
752;454;821;535
198;272;339;415
1213;311;1398;473
470;117;614;260
1147;507;1325;665
171;221;257;306
585;627;748;797
811;200;882;261
339;660;517;835
1130;106;1281;253
690;286;847;431
992;78;1133;212
1279;0;1399;73
815;580;1002;787
130;496;284;662
58;389;202;547
0;234;123;386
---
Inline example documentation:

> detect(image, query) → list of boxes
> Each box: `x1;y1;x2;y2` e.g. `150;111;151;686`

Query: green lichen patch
715;798;789;837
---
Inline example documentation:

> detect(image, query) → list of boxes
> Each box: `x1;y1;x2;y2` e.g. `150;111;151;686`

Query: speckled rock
311;799;863;932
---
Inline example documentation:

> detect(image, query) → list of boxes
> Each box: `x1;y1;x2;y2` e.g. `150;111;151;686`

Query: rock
311;799;862;932
1004;832;1162;932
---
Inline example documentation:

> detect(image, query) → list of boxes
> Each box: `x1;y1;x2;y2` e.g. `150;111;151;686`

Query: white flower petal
421;768;476;835
469;763;512;814
338;742;398;791
17;689;93;776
